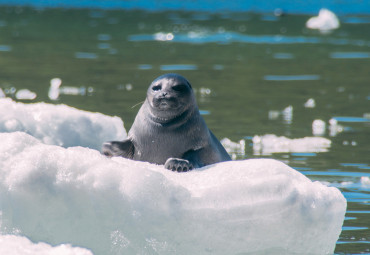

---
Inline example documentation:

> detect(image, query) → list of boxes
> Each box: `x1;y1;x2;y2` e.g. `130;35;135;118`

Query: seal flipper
102;139;135;159
164;158;194;172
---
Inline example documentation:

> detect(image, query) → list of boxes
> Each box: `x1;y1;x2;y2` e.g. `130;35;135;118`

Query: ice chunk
48;78;62;100
15;89;37;100
312;119;326;136
304;98;316;108
329;118;344;137
220;137;245;159
0;132;346;255
0;98;126;149
253;134;331;155
282;105;293;124
0;234;93;255
306;9;340;32
361;177;370;187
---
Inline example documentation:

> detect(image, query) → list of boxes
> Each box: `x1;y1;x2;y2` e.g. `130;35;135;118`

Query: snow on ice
0;98;126;149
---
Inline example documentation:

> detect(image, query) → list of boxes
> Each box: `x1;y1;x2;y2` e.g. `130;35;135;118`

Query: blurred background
0;0;369;254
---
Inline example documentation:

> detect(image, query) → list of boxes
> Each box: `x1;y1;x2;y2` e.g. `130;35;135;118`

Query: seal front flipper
102;139;135;159
165;158;194;172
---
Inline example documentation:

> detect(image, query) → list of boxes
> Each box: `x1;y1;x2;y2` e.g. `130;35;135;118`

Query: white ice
253;134;331;155
306;9;340;32
0;98;126;149
0;100;346;255
312;119;326;136
15;89;37;100
0;234;93;255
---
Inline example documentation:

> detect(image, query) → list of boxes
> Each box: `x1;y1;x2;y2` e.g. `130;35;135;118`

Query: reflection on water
330;52;370;59
0;45;11;51
0;6;369;254
263;74;321;81
75;52;98;59
160;64;198;71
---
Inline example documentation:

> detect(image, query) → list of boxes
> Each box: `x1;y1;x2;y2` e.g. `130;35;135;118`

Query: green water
0;7;369;254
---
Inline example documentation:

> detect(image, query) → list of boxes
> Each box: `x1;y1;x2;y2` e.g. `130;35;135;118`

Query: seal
102;73;231;172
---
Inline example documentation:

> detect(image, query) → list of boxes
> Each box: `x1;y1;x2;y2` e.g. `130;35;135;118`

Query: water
0;5;369;254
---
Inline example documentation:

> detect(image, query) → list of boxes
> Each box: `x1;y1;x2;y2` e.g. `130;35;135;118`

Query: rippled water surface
0;6;369;254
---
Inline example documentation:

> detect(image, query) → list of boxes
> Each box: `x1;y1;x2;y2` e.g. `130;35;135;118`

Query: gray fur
102;73;231;172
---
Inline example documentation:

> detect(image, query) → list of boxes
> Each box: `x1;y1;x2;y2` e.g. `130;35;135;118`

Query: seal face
102;73;231;172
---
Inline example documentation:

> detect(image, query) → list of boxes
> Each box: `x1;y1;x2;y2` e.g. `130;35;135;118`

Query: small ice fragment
15;89;37;100
154;32;174;41
361;177;370;186
199;87;211;96
283;105;293;124
49;78;62;100
312;119;326;136
328;118;344;137
253;134;331;155
125;84;133;91
268;110;280;120
304;98;316;108
306;9;340;32
59;86;86;96
220;138;245;157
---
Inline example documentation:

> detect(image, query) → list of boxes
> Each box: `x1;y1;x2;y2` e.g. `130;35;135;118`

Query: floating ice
220;138;246;159
312;119;326;136
283;105;293;124
253;134;331;155
306;9;340;32
361;177;370;187
0;234;93;255
48;78;62;100
48;78;92;100
0;98;126;149
0;132;346;255
15;89;37;100
329;118;344;137
304;98;316;108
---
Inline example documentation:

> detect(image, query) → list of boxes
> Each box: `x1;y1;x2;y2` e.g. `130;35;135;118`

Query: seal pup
102;73;231;172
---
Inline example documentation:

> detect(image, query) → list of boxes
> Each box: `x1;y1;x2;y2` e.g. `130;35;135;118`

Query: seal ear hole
152;85;161;91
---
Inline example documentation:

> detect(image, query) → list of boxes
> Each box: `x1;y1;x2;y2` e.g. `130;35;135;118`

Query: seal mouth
153;98;178;111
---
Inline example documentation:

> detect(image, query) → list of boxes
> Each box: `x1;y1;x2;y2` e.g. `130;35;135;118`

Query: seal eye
152;85;161;91
172;84;187;92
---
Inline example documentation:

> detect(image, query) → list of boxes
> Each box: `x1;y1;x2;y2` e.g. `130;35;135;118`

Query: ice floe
0;132;346;255
312;119;326;136
253;134;331;155
0;99;346;254
0;98;126;149
220;138;245;159
306;9;340;32
15;89;37;100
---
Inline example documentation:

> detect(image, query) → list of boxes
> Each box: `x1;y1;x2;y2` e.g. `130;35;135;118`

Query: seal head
146;73;195;124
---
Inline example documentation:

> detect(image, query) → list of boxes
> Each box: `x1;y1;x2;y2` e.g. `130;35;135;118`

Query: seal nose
162;92;168;97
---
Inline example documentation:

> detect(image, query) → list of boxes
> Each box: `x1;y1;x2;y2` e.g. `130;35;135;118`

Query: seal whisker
131;101;144;109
